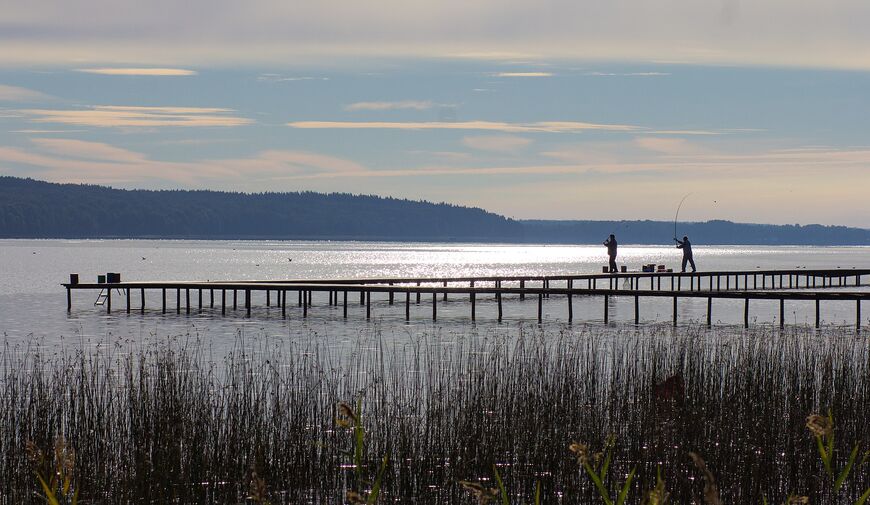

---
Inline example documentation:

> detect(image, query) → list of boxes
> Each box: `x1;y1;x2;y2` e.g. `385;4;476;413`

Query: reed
1;324;867;503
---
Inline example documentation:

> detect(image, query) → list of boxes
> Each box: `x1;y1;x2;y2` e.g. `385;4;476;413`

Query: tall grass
1;324;867;503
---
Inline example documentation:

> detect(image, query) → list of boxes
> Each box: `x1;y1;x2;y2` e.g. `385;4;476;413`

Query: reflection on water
0;240;867;355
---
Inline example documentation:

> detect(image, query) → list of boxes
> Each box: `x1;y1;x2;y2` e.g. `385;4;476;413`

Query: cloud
29;138;147;163
0;138;365;187
634;136;712;155
286;120;639;133
19;105;252;127
0;84;53;102
75;68;197;76
345;100;435;111
494;72;553;77
3;1;870;70
462;135;532;152
257;74;329;82
583;72;670;77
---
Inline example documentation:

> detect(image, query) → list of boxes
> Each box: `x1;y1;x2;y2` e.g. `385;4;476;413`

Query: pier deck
63;268;870;329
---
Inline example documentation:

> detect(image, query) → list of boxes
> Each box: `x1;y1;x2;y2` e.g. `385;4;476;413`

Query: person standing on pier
674;236;696;273
604;234;618;273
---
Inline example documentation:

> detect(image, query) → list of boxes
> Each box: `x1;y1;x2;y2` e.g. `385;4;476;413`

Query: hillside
1;176;868;245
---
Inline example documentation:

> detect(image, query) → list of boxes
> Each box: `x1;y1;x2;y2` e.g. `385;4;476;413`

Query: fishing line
673;192;692;241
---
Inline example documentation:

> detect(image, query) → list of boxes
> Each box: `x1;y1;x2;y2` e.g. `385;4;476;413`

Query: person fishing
604;234;618;273
674;236;696;273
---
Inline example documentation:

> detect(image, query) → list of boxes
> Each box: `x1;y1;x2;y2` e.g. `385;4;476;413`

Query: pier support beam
744;299;749;328
706;297;712;327
604;295;609;324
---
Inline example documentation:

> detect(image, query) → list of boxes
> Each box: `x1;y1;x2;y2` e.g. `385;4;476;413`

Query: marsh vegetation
2;324;868;503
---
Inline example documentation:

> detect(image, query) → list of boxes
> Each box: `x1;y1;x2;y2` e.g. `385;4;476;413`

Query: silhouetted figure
604;234;618;273
675;236;696;272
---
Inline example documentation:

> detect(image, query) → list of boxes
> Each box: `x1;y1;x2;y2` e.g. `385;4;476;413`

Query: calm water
1;239;867;355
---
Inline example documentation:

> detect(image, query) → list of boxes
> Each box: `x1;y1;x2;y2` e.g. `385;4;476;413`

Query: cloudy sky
1;0;869;227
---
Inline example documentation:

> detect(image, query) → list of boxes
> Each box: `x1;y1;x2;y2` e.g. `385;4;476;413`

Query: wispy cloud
494;72;554;77
75;68;197;76
583;71;670;77
286;120;639;133
257;74;329;83
462;135;532;152
0;84;53;102
19;105;252;127
345;100;435;111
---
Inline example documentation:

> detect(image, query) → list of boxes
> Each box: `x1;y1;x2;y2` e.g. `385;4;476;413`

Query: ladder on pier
94;288;126;306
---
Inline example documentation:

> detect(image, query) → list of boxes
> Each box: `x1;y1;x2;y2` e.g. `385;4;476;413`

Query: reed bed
1;324;868;504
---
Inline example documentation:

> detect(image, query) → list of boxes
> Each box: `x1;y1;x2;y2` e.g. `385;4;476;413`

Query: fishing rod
673;192;692;242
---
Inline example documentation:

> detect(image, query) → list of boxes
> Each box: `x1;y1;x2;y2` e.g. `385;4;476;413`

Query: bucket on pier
620;265;627;273
69;273;79;285
107;272;121;283
97;274;106;284
602;266;609;273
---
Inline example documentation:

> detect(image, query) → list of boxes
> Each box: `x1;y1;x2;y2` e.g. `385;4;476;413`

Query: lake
1;239;867;355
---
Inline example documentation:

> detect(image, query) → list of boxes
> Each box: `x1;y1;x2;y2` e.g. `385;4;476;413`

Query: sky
1;0;869;228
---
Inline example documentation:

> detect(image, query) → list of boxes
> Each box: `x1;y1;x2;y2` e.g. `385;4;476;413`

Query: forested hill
1;176;868;244
0;177;521;240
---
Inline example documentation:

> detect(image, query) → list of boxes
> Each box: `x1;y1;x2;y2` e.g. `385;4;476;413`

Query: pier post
389;283;394;305
126;288;131;314
186;289;190;314
343;291;348;319
520;280;525;300
469;281;474;302
176;289;180;314
66;287;71;312
221;290;226;315
497;291;502;322
677;276;681;291
366;291;371;319
140;288;145;313
432;293;437;321
706;297;712;327
604;295;609;324
417;282;421;303
857;300;861;331
304;291;308;318
443;281;448;301
537;293;543;323
567;280;573;323
107;289;111;314
266;290;270;307
815;297;820;328
233;289;237;310
406;292;411;321
634;295;639;325
744;299;749;328
282;289;287;318
245;289;251;317
198;289;202;312
162;288;166;314
672;296;677;327
360;290;365;305
210;289;214;308
470;291;475;321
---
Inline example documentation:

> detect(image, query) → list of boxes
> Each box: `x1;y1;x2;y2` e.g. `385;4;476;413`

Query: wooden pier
63;268;870;329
